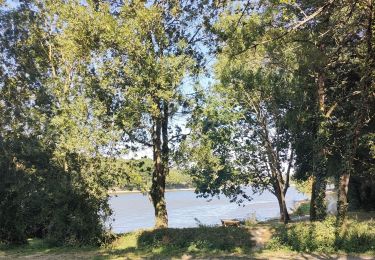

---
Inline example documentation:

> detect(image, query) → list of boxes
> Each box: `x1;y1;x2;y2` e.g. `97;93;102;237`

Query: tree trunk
150;109;168;228
275;184;290;224
310;69;328;221
161;101;169;183
336;112;366;226
160;100;169;224
310;175;327;221
257;106;290;224
336;173;350;226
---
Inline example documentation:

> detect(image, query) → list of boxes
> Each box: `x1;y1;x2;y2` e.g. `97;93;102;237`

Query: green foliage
0;0;122;245
0;136;118;246
294;178;313;196
166;169;193;189
118;158;192;191
244;213;258;227
181;1;298;220
214;0;375;224
268;216;375;253
90;0;223;227
137;227;254;253
2;220;375;258
293;202;310;217
1;0;374;248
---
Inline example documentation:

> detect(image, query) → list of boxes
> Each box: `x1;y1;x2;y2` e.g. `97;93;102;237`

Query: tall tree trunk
160;101;169;223
310;69;328;221
150;106;168;228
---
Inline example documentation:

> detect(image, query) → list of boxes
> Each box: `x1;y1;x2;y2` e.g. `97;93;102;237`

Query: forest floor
1;212;374;259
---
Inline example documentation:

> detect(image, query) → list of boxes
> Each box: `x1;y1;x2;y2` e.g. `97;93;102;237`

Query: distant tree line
118;158;192;191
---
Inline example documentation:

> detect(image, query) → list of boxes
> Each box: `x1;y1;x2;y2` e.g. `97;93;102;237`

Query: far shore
109;186;336;196
109;187;195;195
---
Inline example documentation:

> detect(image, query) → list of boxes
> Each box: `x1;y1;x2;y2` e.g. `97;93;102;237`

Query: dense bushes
0;138;114;246
268;216;375;253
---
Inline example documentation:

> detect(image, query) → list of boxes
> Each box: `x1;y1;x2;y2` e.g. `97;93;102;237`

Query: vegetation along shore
1;0;374;259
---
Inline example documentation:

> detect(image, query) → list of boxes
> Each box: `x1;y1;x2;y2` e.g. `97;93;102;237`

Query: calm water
108;186;308;233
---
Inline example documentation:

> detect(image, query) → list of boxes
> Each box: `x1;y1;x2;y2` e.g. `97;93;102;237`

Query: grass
95;227;257;259
1;212;375;259
267;213;375;255
0;237;97;258
1;227;256;259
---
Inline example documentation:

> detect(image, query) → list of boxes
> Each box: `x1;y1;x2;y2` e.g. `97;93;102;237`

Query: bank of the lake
108;187;194;195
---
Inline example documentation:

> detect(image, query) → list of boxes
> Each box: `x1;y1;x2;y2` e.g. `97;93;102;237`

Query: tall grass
267;216;375;253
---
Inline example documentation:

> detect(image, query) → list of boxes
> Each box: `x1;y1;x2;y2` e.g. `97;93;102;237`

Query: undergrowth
267;216;375;254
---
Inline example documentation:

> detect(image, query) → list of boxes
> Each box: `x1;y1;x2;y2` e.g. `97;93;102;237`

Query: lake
108;186;308;233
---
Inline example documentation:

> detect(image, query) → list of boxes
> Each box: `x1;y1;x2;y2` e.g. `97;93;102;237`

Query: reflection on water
108;186;308;233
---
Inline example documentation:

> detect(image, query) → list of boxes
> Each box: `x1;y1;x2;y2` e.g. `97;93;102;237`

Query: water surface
109;186;307;233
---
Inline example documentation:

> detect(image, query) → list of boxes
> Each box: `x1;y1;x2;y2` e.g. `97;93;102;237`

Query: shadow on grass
0;238;97;259
0;238;57;255
96;226;256;259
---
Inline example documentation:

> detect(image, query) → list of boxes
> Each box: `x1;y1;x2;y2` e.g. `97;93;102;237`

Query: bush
336;220;375;252
0;138;114;246
244;213;258;227
138;227;254;253
267;216;375;253
293;201;310;216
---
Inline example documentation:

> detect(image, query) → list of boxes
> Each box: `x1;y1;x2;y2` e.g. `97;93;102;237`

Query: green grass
2;213;375;259
267;214;375;254
98;227;255;259
0;237;97;259
1;227;255;259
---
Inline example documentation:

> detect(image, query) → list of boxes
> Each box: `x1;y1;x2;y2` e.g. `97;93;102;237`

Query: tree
179;6;303;223
0;0;124;245
181;0;374;226
96;0;222;228
325;0;374;226
289;0;374;224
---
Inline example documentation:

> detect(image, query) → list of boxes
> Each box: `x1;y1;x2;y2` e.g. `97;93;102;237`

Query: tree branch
233;0;336;56
284;147;294;195
126;133;153;147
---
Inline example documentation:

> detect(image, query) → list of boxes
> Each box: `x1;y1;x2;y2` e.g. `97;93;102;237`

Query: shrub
138;227;254;253
267;216;375;253
293;202;310;216
336;220;375;252
244;213;258;227
0;138;115;246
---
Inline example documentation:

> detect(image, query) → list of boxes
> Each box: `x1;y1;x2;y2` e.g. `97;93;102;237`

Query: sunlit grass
2;213;375;259
267;213;375;254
